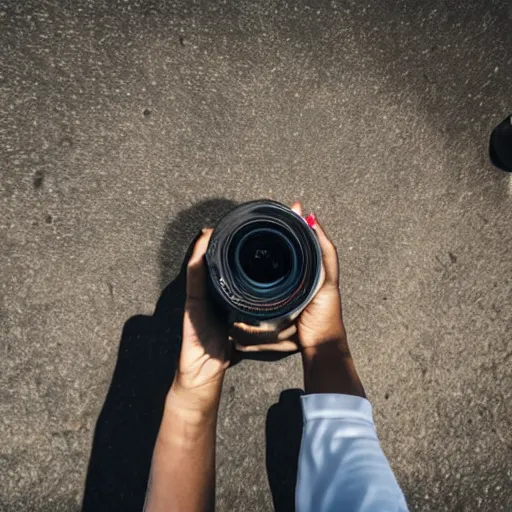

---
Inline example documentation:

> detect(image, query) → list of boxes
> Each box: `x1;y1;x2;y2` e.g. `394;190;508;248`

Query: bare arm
144;230;230;512
301;340;365;397
144;379;223;512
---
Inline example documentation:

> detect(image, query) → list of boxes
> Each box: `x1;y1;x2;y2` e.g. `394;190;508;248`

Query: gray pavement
1;0;511;511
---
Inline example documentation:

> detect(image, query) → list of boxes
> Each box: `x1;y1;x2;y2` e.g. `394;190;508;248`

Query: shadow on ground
266;389;304;512
82;198;236;512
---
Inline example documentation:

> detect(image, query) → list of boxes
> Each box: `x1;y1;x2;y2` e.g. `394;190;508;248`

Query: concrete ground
1;0;511;510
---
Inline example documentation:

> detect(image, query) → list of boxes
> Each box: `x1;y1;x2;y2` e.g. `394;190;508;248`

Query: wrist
166;374;224;422
301;338;365;397
301;337;350;362
156;378;222;452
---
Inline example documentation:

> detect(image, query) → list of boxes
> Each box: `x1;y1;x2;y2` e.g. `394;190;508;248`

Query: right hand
233;202;347;354
294;204;347;351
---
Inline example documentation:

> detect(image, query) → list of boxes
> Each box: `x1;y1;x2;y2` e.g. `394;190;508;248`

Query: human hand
233;202;347;354
291;203;363;396
168;229;231;414
292;202;347;351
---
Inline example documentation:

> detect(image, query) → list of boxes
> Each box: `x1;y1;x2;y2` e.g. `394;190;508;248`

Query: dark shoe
490;116;512;172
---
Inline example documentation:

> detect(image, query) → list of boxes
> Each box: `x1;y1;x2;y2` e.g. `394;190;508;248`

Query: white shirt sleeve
296;394;409;512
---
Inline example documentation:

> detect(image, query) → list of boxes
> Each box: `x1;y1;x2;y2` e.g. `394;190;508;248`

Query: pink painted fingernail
305;213;317;228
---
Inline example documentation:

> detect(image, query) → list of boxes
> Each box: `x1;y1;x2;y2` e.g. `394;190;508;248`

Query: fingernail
305;213;317;228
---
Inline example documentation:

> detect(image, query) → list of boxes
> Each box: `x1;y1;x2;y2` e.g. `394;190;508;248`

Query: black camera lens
206;200;322;328
237;229;292;286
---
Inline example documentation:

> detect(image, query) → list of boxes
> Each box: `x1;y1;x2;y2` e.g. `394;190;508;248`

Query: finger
232;322;273;335
234;340;299;353
230;323;297;345
312;220;339;285
186;229;213;299
277;324;297;341
231;322;295;336
290;201;303;216
230;324;279;345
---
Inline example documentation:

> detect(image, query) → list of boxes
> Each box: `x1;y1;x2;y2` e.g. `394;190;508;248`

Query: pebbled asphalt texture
0;1;511;511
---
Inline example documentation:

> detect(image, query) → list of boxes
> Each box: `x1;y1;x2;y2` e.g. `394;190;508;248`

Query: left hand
170;229;232;411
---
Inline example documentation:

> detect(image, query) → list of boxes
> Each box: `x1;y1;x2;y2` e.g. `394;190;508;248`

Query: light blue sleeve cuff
301;393;374;422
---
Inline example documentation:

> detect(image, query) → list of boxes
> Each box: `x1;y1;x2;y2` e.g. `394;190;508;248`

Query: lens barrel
205;200;322;328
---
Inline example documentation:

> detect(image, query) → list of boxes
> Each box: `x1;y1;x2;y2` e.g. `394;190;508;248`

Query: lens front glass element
236;230;292;287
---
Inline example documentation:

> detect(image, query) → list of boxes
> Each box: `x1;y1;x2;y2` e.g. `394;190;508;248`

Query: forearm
301;338;365;397
144;377;223;512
